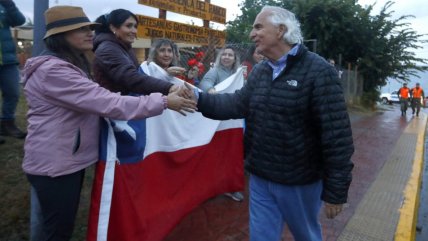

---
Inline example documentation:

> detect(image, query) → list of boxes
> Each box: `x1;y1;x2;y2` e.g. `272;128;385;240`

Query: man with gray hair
192;5;354;241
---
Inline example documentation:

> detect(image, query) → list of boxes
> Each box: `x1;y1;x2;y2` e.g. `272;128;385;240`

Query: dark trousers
400;97;409;115
411;97;422;115
0;64;21;120
27;169;85;241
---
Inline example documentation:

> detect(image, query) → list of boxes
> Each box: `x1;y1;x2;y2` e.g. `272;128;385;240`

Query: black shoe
0;136;5;144
0;120;26;139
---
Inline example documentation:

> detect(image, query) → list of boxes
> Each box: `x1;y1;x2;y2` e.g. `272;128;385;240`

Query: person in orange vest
411;82;425;116
398;83;411;116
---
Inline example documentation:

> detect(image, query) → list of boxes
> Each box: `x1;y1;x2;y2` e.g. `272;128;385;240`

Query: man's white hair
261;6;303;45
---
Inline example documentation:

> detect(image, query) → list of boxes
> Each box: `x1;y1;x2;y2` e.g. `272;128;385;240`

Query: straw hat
44;6;99;39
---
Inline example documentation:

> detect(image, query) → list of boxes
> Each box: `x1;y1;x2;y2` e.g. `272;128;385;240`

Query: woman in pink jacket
21;6;196;241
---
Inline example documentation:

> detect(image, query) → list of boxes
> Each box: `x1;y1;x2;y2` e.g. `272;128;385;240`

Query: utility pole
304;39;317;53
32;0;49;56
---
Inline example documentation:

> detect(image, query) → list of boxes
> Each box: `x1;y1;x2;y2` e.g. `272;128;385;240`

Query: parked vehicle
379;91;400;104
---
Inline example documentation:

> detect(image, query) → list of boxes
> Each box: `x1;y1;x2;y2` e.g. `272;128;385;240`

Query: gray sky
13;0;242;30
12;0;428;60
359;0;428;60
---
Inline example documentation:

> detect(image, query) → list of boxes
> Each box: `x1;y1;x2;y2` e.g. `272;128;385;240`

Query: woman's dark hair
44;34;92;79
95;9;138;34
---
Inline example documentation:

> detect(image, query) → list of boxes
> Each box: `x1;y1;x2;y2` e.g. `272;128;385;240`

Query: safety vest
399;87;410;98
412;87;424;98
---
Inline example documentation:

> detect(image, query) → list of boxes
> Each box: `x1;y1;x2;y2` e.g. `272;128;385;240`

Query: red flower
188;58;198;67
187;51;205;77
195;51;204;60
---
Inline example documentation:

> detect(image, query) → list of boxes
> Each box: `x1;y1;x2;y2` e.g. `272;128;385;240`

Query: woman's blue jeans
0;64;21;120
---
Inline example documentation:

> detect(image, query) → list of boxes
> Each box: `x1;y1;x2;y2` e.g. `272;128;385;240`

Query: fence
15;39;363;105
175;42;363;105
340;67;363;106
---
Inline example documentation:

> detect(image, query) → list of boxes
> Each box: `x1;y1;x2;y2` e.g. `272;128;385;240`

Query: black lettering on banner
145;28;164;38
137;13;225;45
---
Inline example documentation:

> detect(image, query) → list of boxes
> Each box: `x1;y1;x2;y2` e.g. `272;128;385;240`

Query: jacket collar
93;32;132;51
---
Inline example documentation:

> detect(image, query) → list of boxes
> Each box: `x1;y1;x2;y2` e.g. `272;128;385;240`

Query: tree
225;0;282;44
354;1;427;91
226;0;428;100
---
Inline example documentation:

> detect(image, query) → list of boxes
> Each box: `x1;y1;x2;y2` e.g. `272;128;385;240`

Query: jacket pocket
72;128;81;155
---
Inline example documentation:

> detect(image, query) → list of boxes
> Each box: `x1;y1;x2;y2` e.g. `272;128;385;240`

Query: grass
0;91;92;241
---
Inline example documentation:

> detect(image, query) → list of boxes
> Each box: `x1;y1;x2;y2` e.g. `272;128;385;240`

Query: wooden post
32;0;49;56
158;9;166;19
204;0;210;28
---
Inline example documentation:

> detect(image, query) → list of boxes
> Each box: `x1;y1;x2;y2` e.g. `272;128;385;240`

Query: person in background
22;6;196;241
93;10;185;99
410;82;424;116
328;58;343;79
0;0;26;144
198;45;244;202
241;44;265;79
199;45;241;94
398;82;410;116
145;38;187;79
192;6;354;241
185;64;201;86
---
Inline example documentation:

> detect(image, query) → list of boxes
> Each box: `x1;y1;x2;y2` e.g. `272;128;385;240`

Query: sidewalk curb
395;113;427;240
338;113;427;240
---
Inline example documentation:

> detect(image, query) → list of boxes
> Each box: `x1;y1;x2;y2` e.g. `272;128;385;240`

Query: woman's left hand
167;66;186;76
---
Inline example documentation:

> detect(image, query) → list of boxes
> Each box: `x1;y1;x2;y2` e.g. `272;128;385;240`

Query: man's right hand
166;90;197;116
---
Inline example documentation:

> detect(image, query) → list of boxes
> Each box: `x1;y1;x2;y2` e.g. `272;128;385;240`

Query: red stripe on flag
87;128;244;241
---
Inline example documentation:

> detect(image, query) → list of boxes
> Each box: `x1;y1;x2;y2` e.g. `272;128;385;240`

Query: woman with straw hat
21;6;196;240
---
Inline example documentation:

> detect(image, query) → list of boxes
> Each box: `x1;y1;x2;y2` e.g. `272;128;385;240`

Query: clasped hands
166;83;197;116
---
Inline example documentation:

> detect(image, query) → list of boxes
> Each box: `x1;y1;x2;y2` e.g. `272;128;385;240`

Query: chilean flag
86;63;245;241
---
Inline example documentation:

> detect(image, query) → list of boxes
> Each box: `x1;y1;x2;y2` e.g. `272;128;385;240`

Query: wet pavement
164;104;425;241
416;134;428;241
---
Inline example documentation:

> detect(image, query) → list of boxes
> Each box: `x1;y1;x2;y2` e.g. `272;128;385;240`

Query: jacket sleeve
199;68;218;92
37;61;165;120
311;66;354;204
198;73;253;120
2;1;26;27
95;42;172;95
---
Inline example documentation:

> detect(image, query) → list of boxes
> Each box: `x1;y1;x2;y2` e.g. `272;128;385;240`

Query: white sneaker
224;192;244;202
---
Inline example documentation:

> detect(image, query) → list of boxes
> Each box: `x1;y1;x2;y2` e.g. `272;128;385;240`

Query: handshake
166;83;197;116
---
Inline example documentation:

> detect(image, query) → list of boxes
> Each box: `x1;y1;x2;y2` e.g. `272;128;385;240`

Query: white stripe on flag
140;62;245;157
97;119;118;241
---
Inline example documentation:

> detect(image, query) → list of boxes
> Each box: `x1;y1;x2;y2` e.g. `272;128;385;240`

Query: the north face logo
287;80;298;87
